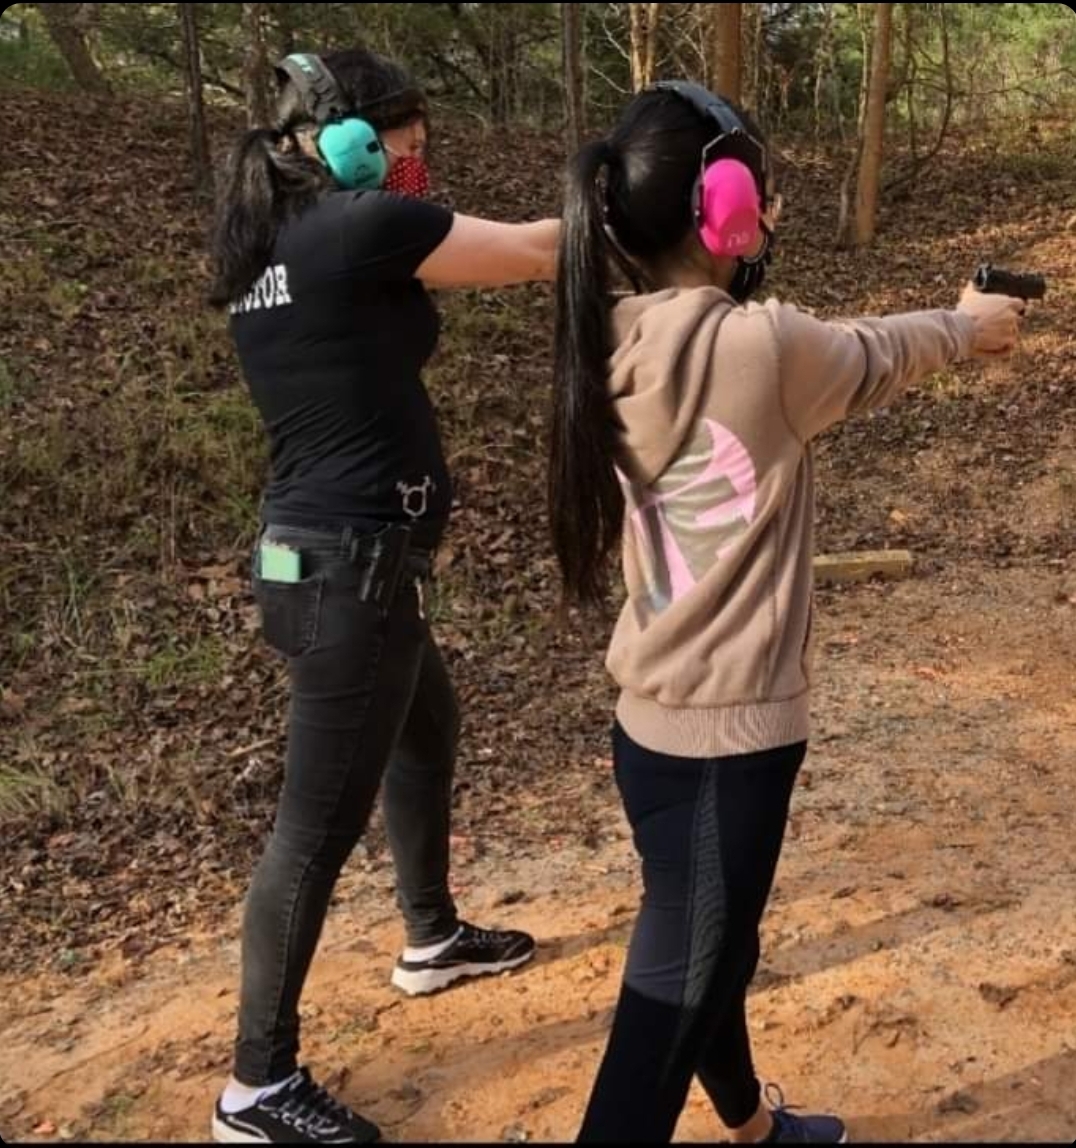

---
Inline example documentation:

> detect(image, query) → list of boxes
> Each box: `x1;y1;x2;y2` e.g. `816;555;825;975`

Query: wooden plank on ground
813;550;914;584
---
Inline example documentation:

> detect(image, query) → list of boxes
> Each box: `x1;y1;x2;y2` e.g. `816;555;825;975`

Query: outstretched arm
415;215;560;288
773;284;1024;443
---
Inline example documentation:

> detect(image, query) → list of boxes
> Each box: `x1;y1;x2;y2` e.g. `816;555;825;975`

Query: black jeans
234;524;460;1086
578;723;806;1143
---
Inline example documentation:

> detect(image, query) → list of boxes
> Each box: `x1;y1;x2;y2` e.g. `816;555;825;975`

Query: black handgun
973;263;1047;301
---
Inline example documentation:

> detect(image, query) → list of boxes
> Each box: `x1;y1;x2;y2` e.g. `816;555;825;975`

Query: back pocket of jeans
252;573;324;658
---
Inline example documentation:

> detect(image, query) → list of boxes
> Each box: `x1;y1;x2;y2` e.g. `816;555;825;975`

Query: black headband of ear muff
276;53;351;126
275;52;426;131
647;79;771;207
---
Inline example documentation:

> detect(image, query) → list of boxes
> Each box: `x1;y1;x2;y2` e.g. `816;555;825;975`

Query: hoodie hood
609;286;737;485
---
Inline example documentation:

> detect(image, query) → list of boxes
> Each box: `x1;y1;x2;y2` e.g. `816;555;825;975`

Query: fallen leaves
0;688;27;719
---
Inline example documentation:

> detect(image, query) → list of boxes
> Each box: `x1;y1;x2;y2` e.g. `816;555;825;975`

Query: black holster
354;525;416;612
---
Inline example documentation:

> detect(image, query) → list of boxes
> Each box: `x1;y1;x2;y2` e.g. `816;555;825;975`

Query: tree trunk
836;4;873;247
243;3;272;128
813;2;835;141
904;5;917;163
444;3;499;121
562;3;585;153
628;3;661;92
38;3;110;95
741;2;763;111
707;2;741;103
486;8;508;125
505;24;520;123
853;2;893;247
178;3;213;201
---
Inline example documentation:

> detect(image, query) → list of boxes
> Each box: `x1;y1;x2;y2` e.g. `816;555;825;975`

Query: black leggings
578;723;805;1143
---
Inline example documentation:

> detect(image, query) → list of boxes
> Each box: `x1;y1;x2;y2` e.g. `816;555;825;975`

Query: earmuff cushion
696;158;761;258
318;119;387;190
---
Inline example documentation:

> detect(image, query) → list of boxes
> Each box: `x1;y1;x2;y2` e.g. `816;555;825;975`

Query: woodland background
0;6;1075;1142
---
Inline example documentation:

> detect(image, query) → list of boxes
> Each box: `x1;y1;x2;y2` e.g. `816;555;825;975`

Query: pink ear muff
697;157;761;258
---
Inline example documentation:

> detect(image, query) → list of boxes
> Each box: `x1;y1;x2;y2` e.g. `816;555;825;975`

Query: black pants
233;524;460;1086
578;723;805;1143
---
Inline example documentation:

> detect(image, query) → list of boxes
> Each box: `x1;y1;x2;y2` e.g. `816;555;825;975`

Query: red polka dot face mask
382;155;431;199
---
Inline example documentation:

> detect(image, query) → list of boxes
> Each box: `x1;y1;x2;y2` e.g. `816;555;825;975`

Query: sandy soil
3;562;1074;1145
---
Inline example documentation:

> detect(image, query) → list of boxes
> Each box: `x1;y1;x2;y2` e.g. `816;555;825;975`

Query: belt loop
341;525;354;560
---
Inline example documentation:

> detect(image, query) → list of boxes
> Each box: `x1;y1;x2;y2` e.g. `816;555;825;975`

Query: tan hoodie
606;286;977;757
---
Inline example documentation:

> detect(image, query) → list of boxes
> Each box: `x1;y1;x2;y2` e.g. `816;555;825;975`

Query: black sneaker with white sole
211;1067;381;1144
390;921;536;996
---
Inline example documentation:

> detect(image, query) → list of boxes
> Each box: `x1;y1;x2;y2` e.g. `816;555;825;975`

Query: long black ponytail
549;88;728;608
207;129;327;308
548;140;627;608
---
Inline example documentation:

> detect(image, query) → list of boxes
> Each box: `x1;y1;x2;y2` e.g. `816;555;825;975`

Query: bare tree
706;2;741;103
853;2;893;246
741;2;764;110
444;4;523;125
243;3;273;128
562;3;586;153
884;4;955;197
37;3;110;95
836;4;874;247
812;2;838;141
628;3;661;91
178;3;213;201
903;5;918;161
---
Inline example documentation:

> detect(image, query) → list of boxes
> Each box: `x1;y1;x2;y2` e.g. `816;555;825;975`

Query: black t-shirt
229;190;455;550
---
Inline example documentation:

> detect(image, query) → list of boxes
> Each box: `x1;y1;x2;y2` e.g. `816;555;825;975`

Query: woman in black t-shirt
206;47;558;1145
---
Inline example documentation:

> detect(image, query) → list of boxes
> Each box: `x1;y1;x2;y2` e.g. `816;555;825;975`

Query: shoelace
764;1082;790;1111
461;924;515;948
267;1071;352;1136
763;1082;811;1142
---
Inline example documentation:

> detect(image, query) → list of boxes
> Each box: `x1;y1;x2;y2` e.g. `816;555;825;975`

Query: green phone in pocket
259;540;302;583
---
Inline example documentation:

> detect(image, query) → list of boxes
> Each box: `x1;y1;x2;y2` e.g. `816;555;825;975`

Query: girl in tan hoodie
548;81;1024;1145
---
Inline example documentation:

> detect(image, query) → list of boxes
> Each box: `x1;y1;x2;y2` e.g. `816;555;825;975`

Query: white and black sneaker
211;1067;381;1143
390;920;536;996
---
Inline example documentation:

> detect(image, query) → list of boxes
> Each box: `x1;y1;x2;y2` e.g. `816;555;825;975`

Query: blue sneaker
763;1083;848;1143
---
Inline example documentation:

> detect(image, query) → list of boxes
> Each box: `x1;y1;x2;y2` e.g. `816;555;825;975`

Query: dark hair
550;88;768;606
208;48;427;309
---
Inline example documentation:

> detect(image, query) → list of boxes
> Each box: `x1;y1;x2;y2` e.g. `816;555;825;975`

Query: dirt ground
3;563;1075;1144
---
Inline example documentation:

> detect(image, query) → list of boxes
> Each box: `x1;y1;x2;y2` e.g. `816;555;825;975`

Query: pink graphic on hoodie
623;418;758;610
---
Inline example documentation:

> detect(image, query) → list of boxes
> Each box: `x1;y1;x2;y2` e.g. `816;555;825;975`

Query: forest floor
1;86;1074;1143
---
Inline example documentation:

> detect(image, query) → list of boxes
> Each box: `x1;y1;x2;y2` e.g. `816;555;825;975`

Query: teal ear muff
276;52;388;190
317;118;387;190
